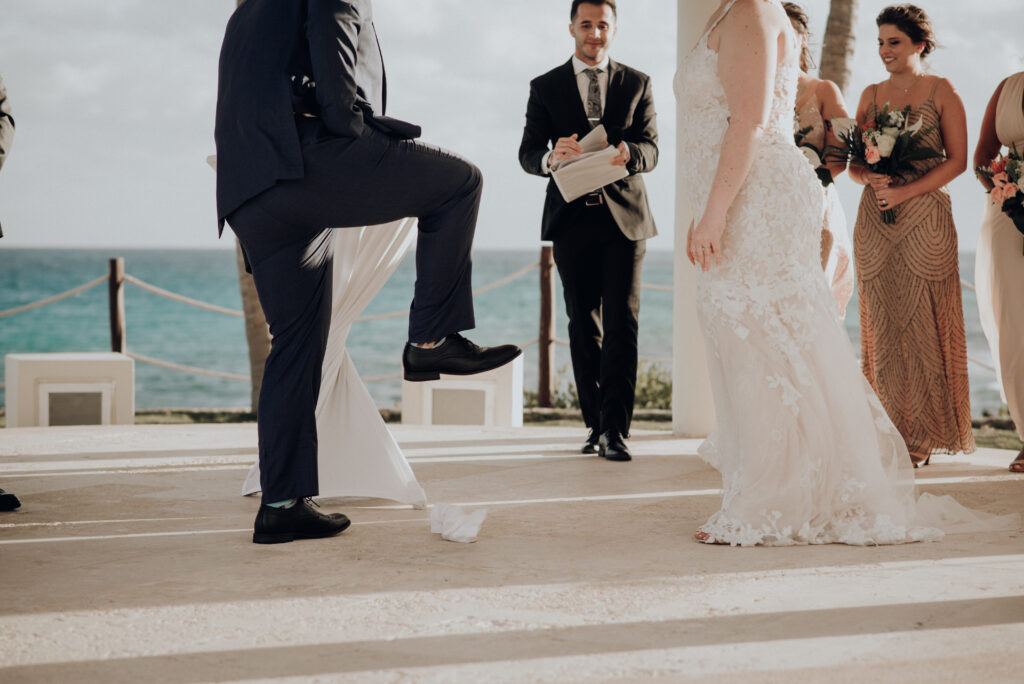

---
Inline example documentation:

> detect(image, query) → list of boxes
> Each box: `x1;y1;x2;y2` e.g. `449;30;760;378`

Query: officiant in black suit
519;0;658;462
216;0;520;543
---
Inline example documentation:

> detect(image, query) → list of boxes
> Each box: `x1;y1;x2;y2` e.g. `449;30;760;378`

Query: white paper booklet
550;125;629;203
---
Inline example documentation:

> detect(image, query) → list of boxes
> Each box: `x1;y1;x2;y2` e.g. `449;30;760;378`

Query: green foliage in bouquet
827;103;942;223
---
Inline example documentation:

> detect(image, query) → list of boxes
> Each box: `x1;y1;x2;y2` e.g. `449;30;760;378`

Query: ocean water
0;247;1003;414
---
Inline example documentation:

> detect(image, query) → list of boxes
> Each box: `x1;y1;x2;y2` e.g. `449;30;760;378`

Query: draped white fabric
243;220;427;507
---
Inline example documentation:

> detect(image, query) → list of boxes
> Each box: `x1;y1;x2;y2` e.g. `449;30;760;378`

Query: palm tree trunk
232;0;270;412
819;0;859;97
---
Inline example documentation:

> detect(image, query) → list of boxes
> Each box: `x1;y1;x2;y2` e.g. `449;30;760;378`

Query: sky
0;0;1021;253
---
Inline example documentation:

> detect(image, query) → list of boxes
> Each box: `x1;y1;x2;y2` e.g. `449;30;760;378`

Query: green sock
267;499;297;509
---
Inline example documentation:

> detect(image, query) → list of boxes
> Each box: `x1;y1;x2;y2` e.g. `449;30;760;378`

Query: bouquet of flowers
793;115;833;187
975;145;1024;243
829;103;942;223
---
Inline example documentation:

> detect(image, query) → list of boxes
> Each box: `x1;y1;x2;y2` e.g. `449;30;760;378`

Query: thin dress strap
702;0;742;48
926;77;940;103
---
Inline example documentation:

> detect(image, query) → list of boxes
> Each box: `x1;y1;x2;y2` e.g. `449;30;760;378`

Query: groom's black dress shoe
0;488;21;511
252;498;351;544
598;430;632;462
582;428;600;454
403;333;522;381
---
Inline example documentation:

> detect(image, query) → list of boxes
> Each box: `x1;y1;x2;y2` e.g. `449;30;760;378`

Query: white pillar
672;0;719;437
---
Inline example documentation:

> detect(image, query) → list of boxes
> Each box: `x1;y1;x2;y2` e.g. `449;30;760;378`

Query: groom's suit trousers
227;119;480;504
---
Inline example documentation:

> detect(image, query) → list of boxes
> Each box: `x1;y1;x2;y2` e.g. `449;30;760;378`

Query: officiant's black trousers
228;122;480;503
552;203;645;438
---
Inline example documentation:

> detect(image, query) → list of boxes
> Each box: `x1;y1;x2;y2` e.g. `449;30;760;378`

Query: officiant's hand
551;134;584;166
610;141;630;167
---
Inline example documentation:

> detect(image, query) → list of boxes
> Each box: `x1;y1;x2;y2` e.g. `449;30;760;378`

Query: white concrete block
4;353;135;427
401;355;523;427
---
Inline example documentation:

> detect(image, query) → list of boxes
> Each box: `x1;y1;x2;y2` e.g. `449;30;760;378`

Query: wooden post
109;257;126;353
538;245;556;407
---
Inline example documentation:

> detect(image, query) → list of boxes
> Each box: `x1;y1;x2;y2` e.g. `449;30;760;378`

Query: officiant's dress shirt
542;55;610;174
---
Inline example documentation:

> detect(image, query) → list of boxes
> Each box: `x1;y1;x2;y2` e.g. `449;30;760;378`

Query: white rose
881;127;900;139
876;134;897;158
800;145;822;168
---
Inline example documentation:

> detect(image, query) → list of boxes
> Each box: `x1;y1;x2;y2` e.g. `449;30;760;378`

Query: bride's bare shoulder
717;0;787;35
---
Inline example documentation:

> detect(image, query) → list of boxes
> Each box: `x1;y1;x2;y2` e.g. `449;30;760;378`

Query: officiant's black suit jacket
519;59;658;242
214;0;390;232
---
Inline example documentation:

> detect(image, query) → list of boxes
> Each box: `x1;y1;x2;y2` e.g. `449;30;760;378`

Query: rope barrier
123;275;244;318
362;372;403;384
967;356;996;373
472;261;540;295
0;275;107;319
354;261;540;323
126;352;249;382
0;260;998;393
642;283;673;293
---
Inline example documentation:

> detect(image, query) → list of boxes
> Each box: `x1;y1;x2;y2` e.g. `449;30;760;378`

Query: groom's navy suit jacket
215;0;393;233
519;59;659;242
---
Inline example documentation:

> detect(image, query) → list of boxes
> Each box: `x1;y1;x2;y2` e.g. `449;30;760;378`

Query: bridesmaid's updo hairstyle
782;2;814;73
876;4;937;58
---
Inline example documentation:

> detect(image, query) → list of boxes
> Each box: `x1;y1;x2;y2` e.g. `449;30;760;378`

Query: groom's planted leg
248;230;333;504
227;204;350;544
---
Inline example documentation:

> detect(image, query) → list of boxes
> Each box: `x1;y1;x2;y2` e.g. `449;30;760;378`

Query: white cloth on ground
430;503;487;543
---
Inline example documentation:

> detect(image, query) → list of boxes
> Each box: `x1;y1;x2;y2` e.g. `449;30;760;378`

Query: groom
519;0;658;462
216;0;521;543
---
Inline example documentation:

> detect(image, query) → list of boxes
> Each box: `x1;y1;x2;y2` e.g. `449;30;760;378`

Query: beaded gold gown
854;82;976;464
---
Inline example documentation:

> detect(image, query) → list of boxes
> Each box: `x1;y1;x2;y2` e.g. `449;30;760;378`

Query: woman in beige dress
784;2;854;316
849;5;975;467
974;71;1024;472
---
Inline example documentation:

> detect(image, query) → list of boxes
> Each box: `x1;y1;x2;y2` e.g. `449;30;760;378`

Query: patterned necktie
584;68;602;128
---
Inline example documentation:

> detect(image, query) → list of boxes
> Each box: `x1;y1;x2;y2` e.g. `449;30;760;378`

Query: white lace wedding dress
673;1;1012;546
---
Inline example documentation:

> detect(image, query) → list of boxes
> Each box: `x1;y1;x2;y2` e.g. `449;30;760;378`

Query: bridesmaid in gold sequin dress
850;5;975;466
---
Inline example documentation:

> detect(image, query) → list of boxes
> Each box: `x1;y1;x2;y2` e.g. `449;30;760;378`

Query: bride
674;0;992;546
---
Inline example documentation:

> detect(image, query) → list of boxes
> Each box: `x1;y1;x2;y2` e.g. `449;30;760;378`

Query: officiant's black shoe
582;428;600;454
0;489;21;511
599;430;631;462
252;498;351;544
403;333;522;381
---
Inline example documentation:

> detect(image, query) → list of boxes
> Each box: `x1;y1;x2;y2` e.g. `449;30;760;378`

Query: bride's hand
686;221;695;266
689;214;725;272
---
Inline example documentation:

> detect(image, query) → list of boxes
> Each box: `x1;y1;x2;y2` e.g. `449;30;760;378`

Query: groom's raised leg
256;128;520;377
